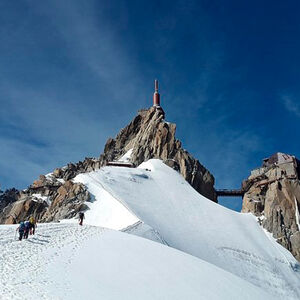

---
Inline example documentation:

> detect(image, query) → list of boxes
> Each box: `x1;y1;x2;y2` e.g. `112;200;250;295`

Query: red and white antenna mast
153;79;160;107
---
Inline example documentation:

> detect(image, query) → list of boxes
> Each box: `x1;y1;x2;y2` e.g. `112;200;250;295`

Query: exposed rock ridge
0;188;19;221
242;152;300;261
0;174;90;224
98;107;216;201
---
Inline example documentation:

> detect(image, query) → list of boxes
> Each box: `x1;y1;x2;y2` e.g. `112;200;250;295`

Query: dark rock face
0;186;49;224
0;175;89;224
0;188;19;213
242;153;300;261
41;181;90;222
99;107;216;201
52;158;101;182
0;196;48;225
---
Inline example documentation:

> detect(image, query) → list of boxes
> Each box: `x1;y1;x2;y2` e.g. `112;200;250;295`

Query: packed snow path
0;223;275;300
0;223;104;299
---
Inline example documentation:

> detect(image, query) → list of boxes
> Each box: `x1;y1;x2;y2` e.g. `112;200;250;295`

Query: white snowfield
0;224;273;300
1;159;300;299
74;159;300;299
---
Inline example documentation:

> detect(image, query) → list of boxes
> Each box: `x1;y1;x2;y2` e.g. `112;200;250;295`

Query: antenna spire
155;79;158;92
153;79;160;107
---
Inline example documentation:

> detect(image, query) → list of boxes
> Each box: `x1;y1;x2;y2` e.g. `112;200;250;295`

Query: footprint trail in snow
0;223;104;300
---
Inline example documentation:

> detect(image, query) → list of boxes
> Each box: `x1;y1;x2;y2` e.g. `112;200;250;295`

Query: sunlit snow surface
74;159;300;299
0;224;273;300
1;159;300;299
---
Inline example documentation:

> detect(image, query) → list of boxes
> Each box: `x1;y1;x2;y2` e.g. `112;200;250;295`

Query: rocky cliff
0;188;19;216
0;106;216;224
242;153;300;261
99;107;216;201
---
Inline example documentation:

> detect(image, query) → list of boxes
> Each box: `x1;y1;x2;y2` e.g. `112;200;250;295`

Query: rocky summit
0;106;216;225
242;152;300;261
99;107;216;201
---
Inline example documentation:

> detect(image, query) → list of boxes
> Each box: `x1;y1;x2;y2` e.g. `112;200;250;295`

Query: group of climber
15;212;85;241
16;216;37;241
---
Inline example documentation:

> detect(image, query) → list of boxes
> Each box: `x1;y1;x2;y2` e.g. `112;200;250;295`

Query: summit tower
153;79;160;107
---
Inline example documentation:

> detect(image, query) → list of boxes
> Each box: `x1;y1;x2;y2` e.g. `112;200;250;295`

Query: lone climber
79;212;85;226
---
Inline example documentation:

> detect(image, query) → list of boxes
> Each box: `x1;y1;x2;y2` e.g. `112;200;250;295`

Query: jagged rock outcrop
41;180;90;222
242;153;300;261
50;158;101;182
99;107;216;201
0;188;19;213
1;197;47;225
0;173;90;224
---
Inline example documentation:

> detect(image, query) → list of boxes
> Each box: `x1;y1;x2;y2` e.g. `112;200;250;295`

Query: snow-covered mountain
1;106;300;299
1;159;299;299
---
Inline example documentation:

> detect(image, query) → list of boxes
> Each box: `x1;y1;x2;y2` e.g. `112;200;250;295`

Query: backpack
79;212;84;219
19;222;25;231
24;221;30;229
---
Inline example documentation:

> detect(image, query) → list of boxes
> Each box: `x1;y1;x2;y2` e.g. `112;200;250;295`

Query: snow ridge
73;159;300;299
1;159;300;299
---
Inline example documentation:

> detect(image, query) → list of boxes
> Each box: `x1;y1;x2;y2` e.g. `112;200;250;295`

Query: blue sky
1;0;300;211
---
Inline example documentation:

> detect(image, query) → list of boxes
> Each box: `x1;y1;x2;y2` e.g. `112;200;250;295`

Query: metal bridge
216;189;244;197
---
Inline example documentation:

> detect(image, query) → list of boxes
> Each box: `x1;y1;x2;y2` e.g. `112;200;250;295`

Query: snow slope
72;172;138;230
72;168;168;243
74;159;300;299
0;223;274;300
